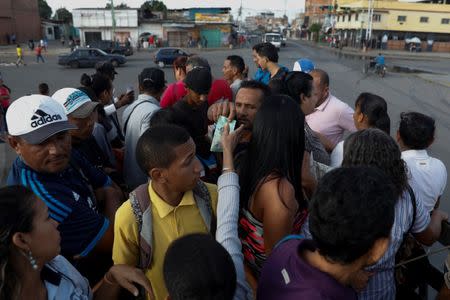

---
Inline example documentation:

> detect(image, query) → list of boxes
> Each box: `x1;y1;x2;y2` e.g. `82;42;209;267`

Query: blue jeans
36;54;45;63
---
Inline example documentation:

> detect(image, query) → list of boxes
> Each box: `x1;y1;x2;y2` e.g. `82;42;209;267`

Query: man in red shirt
36;45;45;63
160;56;232;108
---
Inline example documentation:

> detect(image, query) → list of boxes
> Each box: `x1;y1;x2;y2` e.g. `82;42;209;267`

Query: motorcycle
363;59;386;78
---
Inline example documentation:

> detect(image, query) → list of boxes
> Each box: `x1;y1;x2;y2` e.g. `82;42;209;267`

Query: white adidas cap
52;88;100;118
6;95;77;144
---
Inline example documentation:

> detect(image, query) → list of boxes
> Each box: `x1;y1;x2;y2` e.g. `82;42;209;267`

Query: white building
73;8;140;46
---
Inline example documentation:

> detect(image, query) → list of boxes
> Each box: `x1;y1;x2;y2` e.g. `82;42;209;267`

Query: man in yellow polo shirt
112;125;217;300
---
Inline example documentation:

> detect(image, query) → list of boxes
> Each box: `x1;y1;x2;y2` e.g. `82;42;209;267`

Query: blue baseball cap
293;58;315;73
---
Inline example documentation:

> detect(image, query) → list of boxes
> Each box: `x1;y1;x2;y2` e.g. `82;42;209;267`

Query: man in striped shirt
5;95;123;282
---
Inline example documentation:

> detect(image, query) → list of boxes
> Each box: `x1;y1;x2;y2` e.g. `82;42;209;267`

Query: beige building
334;0;450;50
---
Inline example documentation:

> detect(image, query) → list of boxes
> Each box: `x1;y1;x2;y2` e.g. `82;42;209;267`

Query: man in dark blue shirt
5;95;123;270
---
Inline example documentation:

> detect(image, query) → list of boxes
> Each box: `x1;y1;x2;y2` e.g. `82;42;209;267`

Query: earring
27;250;38;270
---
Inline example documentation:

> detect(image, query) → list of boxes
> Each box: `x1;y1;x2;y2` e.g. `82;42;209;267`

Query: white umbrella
406;37;421;44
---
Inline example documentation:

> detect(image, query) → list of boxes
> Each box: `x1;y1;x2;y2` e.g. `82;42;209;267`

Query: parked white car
263;33;282;49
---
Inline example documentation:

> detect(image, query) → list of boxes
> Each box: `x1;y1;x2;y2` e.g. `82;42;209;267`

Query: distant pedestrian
202;35;208;48
69;38;75;51
61;36;65;46
11;33;16;44
427;38;434;52
38;83;50;95
28;39;35;50
16;44;26;67
35;45;45;63
148;35;155;48
5;33;10;44
43;37;48;51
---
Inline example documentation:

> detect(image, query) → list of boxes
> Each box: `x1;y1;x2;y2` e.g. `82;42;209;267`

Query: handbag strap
406;185;417;234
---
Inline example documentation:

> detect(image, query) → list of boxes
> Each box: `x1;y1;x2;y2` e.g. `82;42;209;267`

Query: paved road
1;42;449;288
2;42;449;201
1;42;449;202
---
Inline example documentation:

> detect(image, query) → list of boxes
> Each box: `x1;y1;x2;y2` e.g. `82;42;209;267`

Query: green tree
140;0;167;12
53;8;73;23
309;23;322;42
105;2;130;9
38;0;52;19
140;0;167;18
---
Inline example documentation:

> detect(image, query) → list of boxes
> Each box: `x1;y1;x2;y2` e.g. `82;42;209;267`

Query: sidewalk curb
289;39;450;61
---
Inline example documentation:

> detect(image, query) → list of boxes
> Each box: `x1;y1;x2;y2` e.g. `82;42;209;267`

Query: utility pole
365;0;374;42
110;0;116;41
238;0;243;32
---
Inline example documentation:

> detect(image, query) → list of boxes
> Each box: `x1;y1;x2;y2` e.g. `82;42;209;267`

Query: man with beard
208;80;271;159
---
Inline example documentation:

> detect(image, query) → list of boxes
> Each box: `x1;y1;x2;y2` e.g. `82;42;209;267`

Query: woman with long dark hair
342;129;447;300
80;73;124;148
330;92;390;167
238;95;307;287
284;71;330;198
284;71;330;166
0;186;152;300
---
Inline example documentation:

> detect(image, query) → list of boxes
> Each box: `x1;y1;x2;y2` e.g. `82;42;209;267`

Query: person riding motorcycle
374;53;386;73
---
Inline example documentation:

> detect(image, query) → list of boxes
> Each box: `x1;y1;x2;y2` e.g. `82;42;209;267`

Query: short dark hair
186;56;211;72
238;80;271;98
309;167;396;264
355;92;390;134
226;55;245;74
284;71;314;102
138;67;166;93
253;42;278;63
163;234;237;300
311;69;330;87
80;73;112;98
343;128;408;197
136;125;191;174
399;112;435;149
268;79;287;95
38;83;49;95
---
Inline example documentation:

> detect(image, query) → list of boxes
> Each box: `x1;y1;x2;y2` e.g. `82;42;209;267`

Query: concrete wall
73;9;138;28
0;0;41;44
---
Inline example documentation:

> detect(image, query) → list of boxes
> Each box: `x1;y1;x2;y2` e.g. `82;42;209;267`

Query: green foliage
38;0;52;19
53;8;73;23
140;0;167;12
105;3;130;9
309;23;322;33
309;23;323;42
140;0;167;18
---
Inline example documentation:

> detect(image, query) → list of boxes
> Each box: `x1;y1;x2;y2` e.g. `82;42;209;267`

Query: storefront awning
162;23;195;28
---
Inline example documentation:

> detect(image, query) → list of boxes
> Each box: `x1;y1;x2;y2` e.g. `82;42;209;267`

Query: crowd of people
0;41;449;300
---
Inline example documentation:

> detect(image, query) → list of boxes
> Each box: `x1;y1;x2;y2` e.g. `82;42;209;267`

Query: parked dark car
153;48;190;68
87;40;133;56
58;48;126;68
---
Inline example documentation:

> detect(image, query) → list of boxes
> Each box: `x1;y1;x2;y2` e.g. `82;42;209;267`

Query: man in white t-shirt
397;112;447;212
222;55;245;101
